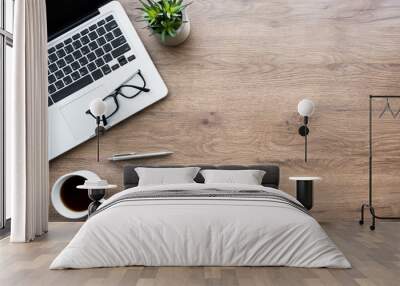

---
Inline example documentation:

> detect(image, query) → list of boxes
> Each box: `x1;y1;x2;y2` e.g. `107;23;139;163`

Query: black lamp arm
94;116;107;162
298;116;310;162
298;116;310;137
101;115;108;126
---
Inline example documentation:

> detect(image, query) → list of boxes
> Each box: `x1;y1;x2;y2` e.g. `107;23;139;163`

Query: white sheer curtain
7;0;49;242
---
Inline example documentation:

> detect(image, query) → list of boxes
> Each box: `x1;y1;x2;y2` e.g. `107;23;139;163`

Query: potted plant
138;0;191;46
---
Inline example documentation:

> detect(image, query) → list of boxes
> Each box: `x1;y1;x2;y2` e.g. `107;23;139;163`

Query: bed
50;165;350;269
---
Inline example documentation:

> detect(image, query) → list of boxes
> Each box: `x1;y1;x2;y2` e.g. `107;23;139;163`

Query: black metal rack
359;95;400;230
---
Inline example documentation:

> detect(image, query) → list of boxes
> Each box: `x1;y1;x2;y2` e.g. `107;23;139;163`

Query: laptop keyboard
47;15;136;106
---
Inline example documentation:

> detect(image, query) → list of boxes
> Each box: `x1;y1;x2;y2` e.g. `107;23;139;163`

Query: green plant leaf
137;0;188;39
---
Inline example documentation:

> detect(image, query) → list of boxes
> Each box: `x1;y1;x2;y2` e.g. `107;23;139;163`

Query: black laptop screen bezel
46;0;111;41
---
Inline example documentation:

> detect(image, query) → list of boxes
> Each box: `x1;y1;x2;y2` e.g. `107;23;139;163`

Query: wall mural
47;0;167;160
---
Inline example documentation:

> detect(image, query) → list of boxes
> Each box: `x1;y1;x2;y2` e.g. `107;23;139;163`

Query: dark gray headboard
123;165;280;189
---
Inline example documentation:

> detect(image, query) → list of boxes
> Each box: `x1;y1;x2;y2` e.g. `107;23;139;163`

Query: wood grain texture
49;0;400;221
1;222;400;286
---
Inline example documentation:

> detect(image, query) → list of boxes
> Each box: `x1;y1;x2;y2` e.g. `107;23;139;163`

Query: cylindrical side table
289;177;321;210
77;181;117;216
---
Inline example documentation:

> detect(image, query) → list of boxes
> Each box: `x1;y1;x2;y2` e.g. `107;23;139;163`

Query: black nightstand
289;177;321;210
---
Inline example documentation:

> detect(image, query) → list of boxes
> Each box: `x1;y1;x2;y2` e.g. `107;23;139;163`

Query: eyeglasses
85;69;150;124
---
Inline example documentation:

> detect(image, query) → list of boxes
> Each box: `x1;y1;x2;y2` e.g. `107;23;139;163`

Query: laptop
47;0;168;160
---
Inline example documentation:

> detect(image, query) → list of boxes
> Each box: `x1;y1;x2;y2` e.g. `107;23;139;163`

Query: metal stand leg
359;204;366;225
369;206;376;231
359;203;377;230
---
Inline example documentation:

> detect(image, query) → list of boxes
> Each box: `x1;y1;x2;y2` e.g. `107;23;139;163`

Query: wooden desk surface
50;0;400;221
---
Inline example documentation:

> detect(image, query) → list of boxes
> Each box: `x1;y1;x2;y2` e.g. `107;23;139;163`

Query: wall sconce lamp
297;99;315;162
89;98;107;162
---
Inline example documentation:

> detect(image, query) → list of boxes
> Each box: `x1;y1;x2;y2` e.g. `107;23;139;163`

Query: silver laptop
47;0;168;160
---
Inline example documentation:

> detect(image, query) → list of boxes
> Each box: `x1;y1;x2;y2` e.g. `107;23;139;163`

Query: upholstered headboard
123;165;280;189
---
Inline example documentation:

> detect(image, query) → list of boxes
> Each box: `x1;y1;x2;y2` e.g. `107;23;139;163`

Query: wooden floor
0;222;399;286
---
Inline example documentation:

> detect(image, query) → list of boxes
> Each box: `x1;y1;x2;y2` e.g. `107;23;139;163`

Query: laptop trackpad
60;91;105;142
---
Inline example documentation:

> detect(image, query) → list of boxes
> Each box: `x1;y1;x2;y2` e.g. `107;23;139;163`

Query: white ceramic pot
155;11;191;46
51;170;100;219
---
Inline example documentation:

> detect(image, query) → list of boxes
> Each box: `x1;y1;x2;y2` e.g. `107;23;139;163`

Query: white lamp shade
89;98;107;117
297;99;315;117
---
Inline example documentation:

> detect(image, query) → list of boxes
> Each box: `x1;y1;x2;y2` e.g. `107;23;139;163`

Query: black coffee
60;176;92;212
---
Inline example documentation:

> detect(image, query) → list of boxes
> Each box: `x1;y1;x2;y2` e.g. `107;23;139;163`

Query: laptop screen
46;0;110;41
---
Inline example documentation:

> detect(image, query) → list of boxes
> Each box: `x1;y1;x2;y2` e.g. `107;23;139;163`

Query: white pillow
200;169;266;185
135;167;201;186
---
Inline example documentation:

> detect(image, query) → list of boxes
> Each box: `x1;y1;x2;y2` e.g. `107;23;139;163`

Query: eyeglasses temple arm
120;84;150;92
104;94;120;120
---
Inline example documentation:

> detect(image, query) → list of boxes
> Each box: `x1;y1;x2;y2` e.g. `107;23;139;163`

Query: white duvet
50;183;351;269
